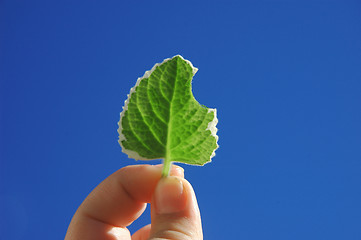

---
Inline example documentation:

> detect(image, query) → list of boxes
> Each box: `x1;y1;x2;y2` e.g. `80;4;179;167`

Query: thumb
149;176;203;240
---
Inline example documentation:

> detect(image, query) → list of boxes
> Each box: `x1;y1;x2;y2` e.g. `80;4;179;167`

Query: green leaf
118;55;218;176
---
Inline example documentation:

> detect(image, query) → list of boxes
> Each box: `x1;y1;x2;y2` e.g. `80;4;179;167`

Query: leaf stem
161;158;172;177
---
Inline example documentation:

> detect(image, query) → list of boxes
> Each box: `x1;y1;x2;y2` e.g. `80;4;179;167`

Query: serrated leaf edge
205;108;219;163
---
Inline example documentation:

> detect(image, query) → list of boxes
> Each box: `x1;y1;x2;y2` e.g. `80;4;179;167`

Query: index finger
65;164;183;239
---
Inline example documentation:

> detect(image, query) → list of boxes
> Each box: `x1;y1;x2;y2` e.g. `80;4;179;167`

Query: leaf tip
172;55;198;75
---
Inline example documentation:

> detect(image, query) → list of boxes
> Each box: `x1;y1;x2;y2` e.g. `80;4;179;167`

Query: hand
65;164;203;240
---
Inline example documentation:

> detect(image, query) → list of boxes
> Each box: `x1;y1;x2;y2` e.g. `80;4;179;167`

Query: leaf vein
136;90;165;147
170;108;209;150
126;109;159;155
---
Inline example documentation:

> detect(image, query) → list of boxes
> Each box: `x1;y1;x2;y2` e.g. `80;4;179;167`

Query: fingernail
155;177;186;214
170;165;184;177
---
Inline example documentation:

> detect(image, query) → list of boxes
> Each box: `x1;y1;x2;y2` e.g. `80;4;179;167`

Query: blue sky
1;1;361;239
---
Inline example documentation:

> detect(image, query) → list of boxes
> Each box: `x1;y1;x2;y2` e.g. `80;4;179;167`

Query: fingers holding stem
162;159;173;177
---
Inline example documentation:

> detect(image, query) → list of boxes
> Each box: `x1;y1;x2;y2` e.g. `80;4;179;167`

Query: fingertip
170;165;184;178
149;176;203;240
154;176;186;214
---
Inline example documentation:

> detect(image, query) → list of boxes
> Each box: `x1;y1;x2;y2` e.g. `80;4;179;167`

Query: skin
65;164;203;240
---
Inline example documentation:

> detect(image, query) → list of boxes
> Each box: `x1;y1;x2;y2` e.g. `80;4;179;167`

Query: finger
149;177;203;240
80;164;183;227
132;224;151;240
65;164;183;240
65;216;132;240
